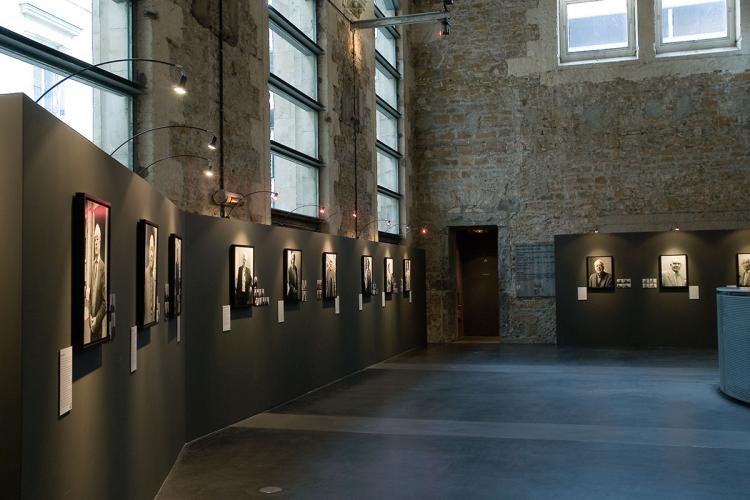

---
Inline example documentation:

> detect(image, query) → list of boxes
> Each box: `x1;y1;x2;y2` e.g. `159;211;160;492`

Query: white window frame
654;0;738;54
558;0;638;64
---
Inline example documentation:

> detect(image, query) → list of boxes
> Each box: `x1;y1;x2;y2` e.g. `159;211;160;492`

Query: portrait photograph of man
660;254;688;288
284;249;302;303
77;193;111;347
384;257;394;294
323;252;337;299
362;256;373;296
231;245;254;308
139;220;159;328
586;256;614;289
403;259;412;293
169;235;182;317
737;254;750;287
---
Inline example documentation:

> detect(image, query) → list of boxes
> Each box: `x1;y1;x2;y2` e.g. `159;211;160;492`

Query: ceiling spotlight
207;135;218;150
271;192;280;201
420;227;428;235
352;212;358;218
439;19;451;37
173;72;188;95
594;228;599;234
673;225;680;232
203;160;214;178
319;206;326;215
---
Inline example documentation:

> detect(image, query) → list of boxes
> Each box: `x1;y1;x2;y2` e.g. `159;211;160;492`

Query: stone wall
411;0;750;343
133;0;400;237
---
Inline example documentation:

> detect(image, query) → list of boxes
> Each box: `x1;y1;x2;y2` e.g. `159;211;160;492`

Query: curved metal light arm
357;218;392;238
136;154;211;176
35;58;184;104
109;125;214;157
288;204;321;215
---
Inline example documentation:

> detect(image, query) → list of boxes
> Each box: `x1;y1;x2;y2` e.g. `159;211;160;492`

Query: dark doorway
454;227;499;337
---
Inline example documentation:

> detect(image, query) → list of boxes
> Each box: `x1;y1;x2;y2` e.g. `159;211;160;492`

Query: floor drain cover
258;486;283;495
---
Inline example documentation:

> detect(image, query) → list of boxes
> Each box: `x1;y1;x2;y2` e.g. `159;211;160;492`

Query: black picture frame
283;248;302;303
168;235;182;318
362;255;374;296
586;256;615;290
138;219;159;328
736;253;750;287
72;193;112;350
384;257;394;294
231;245;255;308
323;252;337;300
403;259;412;293
659;254;689;289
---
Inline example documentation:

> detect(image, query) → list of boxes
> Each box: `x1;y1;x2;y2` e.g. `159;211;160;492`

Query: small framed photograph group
284;248;302;303
323;252;337;299
73;193;111;349
138;220;159;328
659;254;688;289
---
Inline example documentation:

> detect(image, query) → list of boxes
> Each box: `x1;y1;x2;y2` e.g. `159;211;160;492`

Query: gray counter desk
717;288;750;404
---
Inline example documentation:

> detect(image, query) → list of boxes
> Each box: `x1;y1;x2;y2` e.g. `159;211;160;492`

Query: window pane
375;0;396;16
268;0;316;40
567;0;629;52
660;0;728;43
377;150;399;192
0;52;132;166
271;153;319;217
375;66;397;108
377;193;400;234
0;0;131;77
270;90;318;158
376;108;398;150
375;28;397;67
270;25;317;99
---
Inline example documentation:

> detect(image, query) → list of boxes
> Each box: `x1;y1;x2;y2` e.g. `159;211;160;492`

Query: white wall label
222;305;231;332
335;296;340;315
278;300;285;323
577;287;587;301
177;316;181;343
59;347;72;416
689;286;700;300
381;292;386;308
130;326;138;373
358;294;363;311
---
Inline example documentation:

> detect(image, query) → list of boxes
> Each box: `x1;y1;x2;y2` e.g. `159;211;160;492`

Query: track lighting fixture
203;161;214;177
208;135;218;150
173;72;188;95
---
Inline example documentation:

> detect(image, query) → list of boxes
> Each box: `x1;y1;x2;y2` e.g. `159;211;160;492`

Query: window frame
654;0;738;54
558;0;638;64
0;4;138;166
267;1;323;223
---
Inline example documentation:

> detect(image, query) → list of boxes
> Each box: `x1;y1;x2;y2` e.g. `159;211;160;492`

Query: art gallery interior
1;0;749;499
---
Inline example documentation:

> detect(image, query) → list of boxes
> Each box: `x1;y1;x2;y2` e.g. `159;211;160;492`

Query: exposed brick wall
411;0;750;343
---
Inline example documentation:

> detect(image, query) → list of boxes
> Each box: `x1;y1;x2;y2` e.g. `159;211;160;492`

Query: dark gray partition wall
15;95;187;500
555;230;750;348
184;215;426;440
0;93;23;500
0;94;427;500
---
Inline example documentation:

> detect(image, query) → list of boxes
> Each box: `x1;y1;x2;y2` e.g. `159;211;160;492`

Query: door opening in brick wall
453;227;500;338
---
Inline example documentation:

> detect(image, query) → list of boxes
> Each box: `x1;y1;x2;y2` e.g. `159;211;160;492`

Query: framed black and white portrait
168;235;182;318
73;193;111;349
284;248;302;303
138;220;159;328
659;254;688;289
403;259;412;293
323;252;337;300
384;257;394;294
737;254;750;287
231;245;254;308
586;256;614;289
362;255;374;296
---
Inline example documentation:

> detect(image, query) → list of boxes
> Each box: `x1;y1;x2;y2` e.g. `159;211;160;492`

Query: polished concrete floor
158;344;750;499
